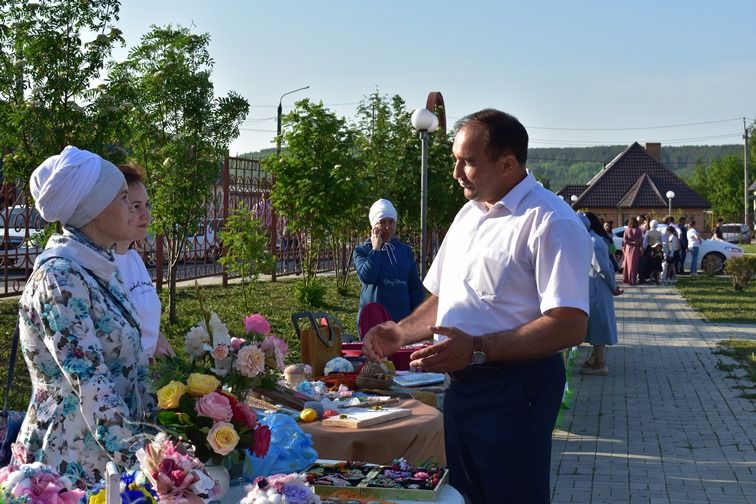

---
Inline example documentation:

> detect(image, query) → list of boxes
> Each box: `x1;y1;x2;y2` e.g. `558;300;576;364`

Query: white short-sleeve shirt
115;249;161;356
423;173;591;340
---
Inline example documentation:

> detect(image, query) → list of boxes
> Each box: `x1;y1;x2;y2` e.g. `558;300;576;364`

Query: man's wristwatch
470;336;487;365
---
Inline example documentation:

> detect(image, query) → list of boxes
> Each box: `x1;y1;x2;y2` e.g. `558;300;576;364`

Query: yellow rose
187;373;221;396
89;489;107;504
157;381;187;409
207;421;240;456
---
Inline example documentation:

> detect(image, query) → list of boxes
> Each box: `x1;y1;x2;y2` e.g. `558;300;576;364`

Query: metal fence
0;157;344;298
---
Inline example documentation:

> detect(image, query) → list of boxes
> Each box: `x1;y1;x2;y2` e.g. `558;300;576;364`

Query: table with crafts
299;399;446;465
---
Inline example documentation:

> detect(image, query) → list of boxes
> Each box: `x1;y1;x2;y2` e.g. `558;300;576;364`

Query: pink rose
230;337;245;351
195;392;233;422
244;314;271;335
211;344;229;360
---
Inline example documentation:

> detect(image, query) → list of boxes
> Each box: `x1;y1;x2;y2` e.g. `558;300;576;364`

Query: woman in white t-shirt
116;165;173;357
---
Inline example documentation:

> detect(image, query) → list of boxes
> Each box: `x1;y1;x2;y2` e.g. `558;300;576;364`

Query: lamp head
411;108;439;132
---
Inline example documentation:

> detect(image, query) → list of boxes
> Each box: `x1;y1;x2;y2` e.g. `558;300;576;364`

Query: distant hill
528;144;742;191
235;144;743;191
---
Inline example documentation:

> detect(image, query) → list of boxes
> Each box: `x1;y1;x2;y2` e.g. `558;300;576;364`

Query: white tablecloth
222;480;463;503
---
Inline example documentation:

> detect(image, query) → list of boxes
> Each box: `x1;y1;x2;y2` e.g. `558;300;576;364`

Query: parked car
720;223;751;244
612;225;744;274
144;220;222;267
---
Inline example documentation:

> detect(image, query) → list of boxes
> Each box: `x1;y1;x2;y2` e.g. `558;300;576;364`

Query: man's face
452;125;511;206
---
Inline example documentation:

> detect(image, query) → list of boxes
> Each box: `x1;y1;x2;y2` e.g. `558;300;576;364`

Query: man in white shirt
686;220;702;275
363;109;591;503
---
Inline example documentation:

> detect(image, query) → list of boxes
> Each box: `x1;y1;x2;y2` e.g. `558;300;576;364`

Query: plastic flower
208;312;231;347
244;314;271;335
207;421;240;456
185;324;210;361
234;344;266;377
157;380;187;409
241;473;320;504
187;373;221;396
195;392;234;422
0;462;86;504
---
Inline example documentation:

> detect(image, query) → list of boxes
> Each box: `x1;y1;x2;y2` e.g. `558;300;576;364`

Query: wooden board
320;407;411;428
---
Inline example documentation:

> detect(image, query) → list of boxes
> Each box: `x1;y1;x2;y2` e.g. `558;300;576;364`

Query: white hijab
30;145;124;227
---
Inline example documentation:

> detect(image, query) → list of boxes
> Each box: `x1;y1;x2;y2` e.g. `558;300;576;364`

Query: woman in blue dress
580;212;623;376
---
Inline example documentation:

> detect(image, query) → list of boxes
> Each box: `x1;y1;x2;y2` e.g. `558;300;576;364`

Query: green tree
106;25;248;322
265;99;359;294
0;0;124;180
218;204;274;310
690;154;753;220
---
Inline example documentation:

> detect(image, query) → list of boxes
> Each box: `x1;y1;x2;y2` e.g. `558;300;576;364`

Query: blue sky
115;0;756;155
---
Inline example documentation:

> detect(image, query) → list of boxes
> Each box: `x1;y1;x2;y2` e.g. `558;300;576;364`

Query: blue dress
585;231;618;346
353;238;425;329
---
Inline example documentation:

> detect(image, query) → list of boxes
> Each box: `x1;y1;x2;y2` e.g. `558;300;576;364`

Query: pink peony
211;344;230;360
195;392;233;422
244;314;271;335
234;344;266;377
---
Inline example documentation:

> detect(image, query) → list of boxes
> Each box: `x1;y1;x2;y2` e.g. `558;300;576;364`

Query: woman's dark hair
628;217;638;228
455;109;529;165
118;164;145;186
585;212;609;239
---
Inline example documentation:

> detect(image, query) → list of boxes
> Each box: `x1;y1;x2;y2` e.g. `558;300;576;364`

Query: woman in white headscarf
13;146;152;485
352;199;425;336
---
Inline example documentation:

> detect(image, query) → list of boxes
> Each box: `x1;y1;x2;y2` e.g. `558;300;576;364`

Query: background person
14;146;152;484
676;216;688;274
363;109;591;503
713;218;725;241
353;198;424;336
686;220;702;276
622;217;643;285
580;213;622;376
115;164;173;358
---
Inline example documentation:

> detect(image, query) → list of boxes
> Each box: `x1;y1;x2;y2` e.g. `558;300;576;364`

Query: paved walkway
550;281;756;503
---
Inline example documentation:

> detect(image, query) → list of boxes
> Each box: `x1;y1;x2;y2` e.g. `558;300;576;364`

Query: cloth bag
292;311;342;377
0;322;25;467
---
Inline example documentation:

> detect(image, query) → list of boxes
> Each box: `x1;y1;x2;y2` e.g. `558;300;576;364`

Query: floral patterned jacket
13;229;153;485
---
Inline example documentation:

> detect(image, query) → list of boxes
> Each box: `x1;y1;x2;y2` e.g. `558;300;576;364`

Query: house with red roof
557;142;711;229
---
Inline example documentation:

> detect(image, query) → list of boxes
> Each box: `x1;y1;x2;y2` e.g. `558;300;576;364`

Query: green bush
724;256;756;291
293;278;326;307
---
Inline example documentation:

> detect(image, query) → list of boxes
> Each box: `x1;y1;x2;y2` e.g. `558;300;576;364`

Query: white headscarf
30;146;125;227
369;199;398;228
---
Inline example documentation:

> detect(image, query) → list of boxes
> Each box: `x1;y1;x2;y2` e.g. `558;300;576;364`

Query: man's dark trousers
444;353;565;503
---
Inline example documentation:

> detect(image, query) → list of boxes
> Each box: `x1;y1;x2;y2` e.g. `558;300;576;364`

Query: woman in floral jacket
13;146;152;485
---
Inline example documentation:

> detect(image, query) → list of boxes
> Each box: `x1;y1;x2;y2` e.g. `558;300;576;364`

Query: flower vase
204;461;230;502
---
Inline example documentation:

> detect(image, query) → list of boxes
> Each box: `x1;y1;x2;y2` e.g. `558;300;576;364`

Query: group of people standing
622;214;703;285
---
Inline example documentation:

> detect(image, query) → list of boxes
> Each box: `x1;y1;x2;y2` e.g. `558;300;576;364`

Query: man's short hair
455;109;528;165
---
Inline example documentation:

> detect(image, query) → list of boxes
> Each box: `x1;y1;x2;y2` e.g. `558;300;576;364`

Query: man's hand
408;325;474;373
362;321;402;360
370;226;382;250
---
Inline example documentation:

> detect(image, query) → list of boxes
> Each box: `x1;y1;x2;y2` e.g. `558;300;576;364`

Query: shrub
293;278;326;307
723;256;756;291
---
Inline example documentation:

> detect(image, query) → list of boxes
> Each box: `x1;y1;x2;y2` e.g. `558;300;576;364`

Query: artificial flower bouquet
154;372;271;466
240;473;321;504
0;461;85;504
134;433;219;503
84;470;157;504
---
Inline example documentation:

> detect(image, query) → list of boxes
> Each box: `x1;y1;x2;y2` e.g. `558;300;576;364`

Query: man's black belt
448;354;558;383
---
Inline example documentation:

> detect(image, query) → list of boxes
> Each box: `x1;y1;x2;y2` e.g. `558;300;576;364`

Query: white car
612;225;744;274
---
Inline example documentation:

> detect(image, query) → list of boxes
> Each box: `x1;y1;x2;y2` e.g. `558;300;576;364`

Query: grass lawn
741;243;756;254
675;275;756;324
0;275;363;411
714;339;756;400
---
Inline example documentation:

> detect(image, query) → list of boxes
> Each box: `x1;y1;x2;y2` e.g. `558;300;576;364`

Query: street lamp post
666;190;675;217
410;108;439;279
272;85;309;281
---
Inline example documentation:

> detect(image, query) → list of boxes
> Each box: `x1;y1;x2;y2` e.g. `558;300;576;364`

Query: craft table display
300;399;446;465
